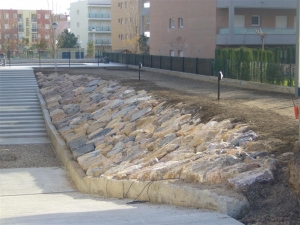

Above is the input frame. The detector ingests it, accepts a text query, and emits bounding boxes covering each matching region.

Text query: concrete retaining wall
[128,65,295,95]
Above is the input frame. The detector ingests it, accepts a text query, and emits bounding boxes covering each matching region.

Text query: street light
[77,40,82,59]
[92,27,96,58]
[52,22,58,72]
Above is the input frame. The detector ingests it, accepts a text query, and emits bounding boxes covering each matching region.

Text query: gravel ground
[0,144,61,169]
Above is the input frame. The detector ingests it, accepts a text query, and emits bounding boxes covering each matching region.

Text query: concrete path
[0,167,242,225]
[0,67,49,144]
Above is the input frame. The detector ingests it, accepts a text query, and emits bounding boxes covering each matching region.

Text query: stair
[0,68,50,144]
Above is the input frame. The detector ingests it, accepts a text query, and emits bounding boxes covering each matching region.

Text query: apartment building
[111,0,149,52]
[216,0,297,47]
[149,0,217,58]
[70,0,112,55]
[0,9,57,52]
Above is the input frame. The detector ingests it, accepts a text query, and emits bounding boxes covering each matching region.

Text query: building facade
[70,0,112,55]
[216,0,297,47]
[149,0,217,58]
[0,9,61,53]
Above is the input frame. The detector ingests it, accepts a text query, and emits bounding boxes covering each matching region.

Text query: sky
[0,0,77,14]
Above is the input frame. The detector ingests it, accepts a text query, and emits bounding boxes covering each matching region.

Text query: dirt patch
[35,67,300,224]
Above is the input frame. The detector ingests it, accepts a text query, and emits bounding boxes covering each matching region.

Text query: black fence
[103,52,214,76]
[103,52,296,87]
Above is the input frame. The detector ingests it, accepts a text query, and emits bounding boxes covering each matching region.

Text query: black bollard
[139,62,142,81]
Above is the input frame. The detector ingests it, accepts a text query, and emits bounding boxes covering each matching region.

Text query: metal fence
[103,52,214,76]
[103,52,296,87]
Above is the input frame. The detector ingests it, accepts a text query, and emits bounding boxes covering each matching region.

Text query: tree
[255,29,268,50]
[170,36,187,56]
[138,35,150,54]
[57,29,78,48]
[122,0,141,53]
[87,41,94,57]
[36,38,48,51]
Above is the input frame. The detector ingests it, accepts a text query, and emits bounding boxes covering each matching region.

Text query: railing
[32,29,37,32]
[103,52,295,87]
[88,26,111,32]
[89,39,111,44]
[88,13,111,19]
[219,27,296,35]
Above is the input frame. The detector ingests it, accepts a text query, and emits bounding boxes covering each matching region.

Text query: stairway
[0,67,50,145]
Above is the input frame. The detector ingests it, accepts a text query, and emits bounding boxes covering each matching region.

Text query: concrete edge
[127,65,295,95]
[36,83,250,220]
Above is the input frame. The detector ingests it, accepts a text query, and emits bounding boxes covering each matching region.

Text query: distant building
[70,0,112,55]
[149,0,297,58]
[0,9,68,53]
[111,0,149,53]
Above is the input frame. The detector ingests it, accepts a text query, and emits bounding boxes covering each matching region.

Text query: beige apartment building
[111,0,149,52]
[149,0,297,58]
[150,0,217,58]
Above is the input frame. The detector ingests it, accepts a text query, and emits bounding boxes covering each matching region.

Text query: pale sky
[0,0,77,14]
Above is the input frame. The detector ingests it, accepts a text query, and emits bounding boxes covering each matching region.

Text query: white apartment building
[70,0,112,55]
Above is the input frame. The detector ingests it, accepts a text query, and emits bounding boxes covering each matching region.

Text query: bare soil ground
[35,67,300,225]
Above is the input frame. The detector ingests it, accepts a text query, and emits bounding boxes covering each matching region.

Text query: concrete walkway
[0,66,243,225]
[0,67,49,144]
[0,167,242,225]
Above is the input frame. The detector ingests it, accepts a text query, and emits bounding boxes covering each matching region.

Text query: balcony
[217,27,296,45]
[219,28,296,35]
[32,29,37,33]
[88,26,111,33]
[217,0,296,9]
[89,39,111,45]
[88,13,111,20]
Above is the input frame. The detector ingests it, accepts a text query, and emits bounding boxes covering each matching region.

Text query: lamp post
[92,27,96,58]
[77,40,82,59]
[52,22,58,72]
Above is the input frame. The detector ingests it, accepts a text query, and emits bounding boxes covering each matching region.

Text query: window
[38,34,41,38]
[26,18,29,26]
[125,18,128,24]
[32,33,37,42]
[120,34,123,40]
[178,18,183,28]
[18,14,23,22]
[13,14,17,19]
[121,2,124,8]
[37,14,41,19]
[178,50,183,57]
[4,24,9,29]
[14,34,18,39]
[45,35,50,39]
[37,24,41,28]
[18,24,24,32]
[4,13,9,19]
[45,24,50,29]
[32,23,37,32]
[0,44,2,50]
[77,22,80,27]
[45,14,50,19]
[4,34,10,40]
[170,50,174,57]
[251,15,260,26]
[169,19,175,29]
[31,14,36,22]
[146,16,150,24]
[120,18,123,24]
[26,28,29,36]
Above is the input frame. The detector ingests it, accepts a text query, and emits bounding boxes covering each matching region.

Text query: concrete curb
[36,89,250,220]
[128,65,295,94]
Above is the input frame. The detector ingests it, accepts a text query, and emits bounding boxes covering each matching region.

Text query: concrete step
[0,103,41,107]
[0,112,43,117]
[0,127,47,134]
[0,124,46,129]
[0,137,50,144]
[0,132,48,138]
[0,99,39,103]
[0,115,44,121]
[0,119,45,125]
